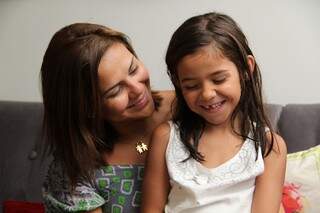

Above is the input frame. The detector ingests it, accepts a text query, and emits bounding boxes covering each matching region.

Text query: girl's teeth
[204,102,222,110]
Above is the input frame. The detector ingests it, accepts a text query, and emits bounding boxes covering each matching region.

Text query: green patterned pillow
[282,145,320,213]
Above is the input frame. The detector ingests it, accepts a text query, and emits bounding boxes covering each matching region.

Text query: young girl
[41,23,174,212]
[142,12,287,213]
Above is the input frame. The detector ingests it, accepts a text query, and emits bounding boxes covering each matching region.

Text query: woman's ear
[247,55,255,74]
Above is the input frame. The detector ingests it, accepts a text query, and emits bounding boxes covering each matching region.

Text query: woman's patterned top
[43,159,144,213]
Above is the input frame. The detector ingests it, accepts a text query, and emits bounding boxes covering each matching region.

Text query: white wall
[0,0,319,104]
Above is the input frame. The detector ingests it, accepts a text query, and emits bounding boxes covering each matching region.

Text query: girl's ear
[247,55,255,74]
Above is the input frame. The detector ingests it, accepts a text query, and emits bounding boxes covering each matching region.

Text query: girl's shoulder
[149,122,172,155]
[264,131,287,157]
[152,122,171,141]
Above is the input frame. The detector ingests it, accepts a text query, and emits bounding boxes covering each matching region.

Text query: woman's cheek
[110,95,129,113]
[138,65,150,82]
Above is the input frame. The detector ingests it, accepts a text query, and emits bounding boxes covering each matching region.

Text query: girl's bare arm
[251,133,287,213]
[141,123,171,213]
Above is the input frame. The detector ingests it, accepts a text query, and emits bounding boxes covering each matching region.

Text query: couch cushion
[278,104,320,153]
[265,104,283,132]
[0,101,51,213]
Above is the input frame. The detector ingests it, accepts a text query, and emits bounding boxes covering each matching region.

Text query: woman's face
[98,43,155,124]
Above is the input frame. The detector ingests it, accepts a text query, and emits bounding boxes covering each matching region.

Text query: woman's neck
[111,116,155,141]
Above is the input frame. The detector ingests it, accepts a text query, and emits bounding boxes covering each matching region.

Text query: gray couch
[0,101,320,212]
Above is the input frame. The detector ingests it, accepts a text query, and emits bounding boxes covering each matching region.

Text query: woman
[41,23,174,212]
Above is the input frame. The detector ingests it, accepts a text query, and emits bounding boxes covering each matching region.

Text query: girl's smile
[200,100,226,113]
[177,45,241,127]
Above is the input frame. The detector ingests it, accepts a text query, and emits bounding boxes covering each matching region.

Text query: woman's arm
[141,123,171,213]
[251,132,287,213]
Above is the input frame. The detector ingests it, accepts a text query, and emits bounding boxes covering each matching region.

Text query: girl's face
[177,45,241,127]
[98,43,155,124]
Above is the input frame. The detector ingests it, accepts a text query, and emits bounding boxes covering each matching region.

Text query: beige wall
[0,0,319,104]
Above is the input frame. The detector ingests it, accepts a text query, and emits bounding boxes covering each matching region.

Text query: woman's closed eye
[104,85,123,99]
[129,65,138,75]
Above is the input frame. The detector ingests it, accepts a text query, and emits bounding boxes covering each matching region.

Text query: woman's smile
[128,90,150,110]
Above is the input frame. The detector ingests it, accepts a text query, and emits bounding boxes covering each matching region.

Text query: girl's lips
[200,100,226,112]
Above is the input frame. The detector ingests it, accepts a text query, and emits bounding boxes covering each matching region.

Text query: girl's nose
[200,83,216,101]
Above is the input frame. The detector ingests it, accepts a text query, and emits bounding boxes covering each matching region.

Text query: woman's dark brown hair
[41,23,137,187]
[166,12,274,162]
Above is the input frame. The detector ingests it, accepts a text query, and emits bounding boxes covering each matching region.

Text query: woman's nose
[127,78,143,97]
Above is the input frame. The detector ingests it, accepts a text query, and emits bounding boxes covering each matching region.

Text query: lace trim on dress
[166,122,264,186]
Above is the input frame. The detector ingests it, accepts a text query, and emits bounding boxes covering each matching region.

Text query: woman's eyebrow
[128,56,134,73]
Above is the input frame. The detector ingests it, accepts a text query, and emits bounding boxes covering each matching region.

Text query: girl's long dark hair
[41,23,137,187]
[166,12,274,162]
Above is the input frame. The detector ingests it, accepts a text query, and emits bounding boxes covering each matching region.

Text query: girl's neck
[204,116,241,135]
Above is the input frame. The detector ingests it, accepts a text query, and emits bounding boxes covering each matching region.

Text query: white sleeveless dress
[165,122,264,213]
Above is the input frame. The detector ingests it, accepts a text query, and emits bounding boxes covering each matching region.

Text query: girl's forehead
[178,46,226,70]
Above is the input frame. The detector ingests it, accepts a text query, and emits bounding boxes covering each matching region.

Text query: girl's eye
[213,77,226,84]
[183,85,199,90]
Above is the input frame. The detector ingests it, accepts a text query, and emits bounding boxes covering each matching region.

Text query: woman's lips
[128,91,149,110]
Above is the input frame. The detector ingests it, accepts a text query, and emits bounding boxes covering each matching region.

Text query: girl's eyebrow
[102,56,135,96]
[181,70,228,83]
[209,70,228,77]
